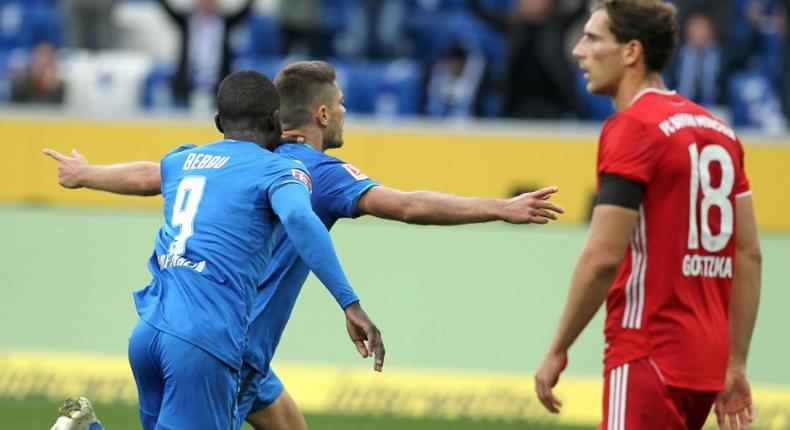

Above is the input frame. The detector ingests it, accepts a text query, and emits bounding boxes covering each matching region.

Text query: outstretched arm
[356,185,563,225]
[43,148,161,196]
[715,195,761,430]
[271,182,384,371]
[535,204,636,413]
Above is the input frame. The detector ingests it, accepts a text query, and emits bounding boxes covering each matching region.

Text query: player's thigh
[666,387,717,430]
[154,331,239,430]
[246,390,306,430]
[598,359,685,430]
[236,365,266,429]
[245,370,306,430]
[128,319,165,430]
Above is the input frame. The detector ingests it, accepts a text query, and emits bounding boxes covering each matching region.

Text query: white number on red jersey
[687,144,734,253]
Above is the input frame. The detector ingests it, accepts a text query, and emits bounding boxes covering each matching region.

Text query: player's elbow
[133,164,162,196]
[737,242,762,266]
[280,208,317,235]
[583,250,622,280]
[383,193,421,223]
[137,175,162,196]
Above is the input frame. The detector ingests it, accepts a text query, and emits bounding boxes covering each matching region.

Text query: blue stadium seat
[0,0,62,50]
[239,13,280,60]
[335,59,421,116]
[727,70,785,130]
[141,62,175,110]
[574,70,615,121]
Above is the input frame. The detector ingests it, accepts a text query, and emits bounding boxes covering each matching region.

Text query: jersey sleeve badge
[342,164,369,180]
[291,169,312,192]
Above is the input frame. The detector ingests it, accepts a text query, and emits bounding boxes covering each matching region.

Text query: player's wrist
[727,357,748,373]
[76,165,99,188]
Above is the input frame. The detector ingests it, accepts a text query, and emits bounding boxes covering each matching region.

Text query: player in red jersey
[534,1,761,430]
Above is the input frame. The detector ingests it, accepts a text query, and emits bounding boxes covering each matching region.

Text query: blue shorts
[236,364,285,424]
[128,319,240,430]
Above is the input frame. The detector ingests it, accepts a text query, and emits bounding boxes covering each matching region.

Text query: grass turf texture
[0,397,594,430]
[0,206,788,427]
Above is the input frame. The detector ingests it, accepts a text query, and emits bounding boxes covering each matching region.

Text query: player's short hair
[217,70,279,125]
[594,0,678,73]
[274,61,337,129]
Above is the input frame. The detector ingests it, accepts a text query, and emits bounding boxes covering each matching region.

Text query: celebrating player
[533,2,761,430]
[44,60,564,430]
[106,70,381,430]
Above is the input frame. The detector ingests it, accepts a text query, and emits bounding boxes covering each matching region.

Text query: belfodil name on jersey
[682,254,733,278]
[183,154,231,170]
[157,253,206,273]
[658,113,736,141]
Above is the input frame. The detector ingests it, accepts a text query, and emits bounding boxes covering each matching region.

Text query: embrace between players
[45,1,760,429]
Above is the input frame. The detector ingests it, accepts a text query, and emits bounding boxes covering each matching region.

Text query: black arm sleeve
[595,174,644,210]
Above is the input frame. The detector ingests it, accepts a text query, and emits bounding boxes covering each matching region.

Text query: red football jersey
[598,89,750,392]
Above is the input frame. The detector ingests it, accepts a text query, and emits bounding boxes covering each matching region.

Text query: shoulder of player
[162,143,199,160]
[601,110,649,135]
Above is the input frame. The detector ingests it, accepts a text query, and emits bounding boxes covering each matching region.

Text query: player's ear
[214,114,224,133]
[623,39,642,68]
[316,104,329,127]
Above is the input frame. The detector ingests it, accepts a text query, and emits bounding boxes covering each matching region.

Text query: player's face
[572,10,626,96]
[323,84,346,150]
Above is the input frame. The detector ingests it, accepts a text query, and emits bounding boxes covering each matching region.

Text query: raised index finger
[42,148,66,161]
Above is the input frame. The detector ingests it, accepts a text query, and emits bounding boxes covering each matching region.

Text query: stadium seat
[236,13,280,60]
[141,62,175,110]
[728,70,786,133]
[233,56,287,83]
[574,70,615,121]
[62,51,153,114]
[334,59,421,116]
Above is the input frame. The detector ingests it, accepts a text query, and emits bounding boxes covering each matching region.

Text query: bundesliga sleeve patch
[342,164,369,180]
[291,169,312,192]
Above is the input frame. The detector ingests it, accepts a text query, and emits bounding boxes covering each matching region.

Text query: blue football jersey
[242,142,380,374]
[134,139,311,370]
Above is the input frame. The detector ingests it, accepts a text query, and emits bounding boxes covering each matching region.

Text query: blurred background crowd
[1,0,788,133]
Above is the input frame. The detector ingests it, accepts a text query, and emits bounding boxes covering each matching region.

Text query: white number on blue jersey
[169,176,206,256]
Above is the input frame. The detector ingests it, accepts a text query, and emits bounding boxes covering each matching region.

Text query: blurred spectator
[721,0,786,131]
[671,0,732,44]
[420,38,490,118]
[670,12,722,105]
[63,0,117,50]
[721,0,784,89]
[469,0,586,119]
[10,42,64,104]
[157,0,254,107]
[337,0,406,58]
[778,0,789,120]
[278,0,326,56]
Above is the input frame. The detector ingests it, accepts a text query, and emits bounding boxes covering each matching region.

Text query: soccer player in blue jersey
[70,70,383,430]
[44,61,563,430]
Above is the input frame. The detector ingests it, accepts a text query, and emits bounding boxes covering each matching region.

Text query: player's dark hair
[274,61,337,129]
[216,70,279,131]
[594,0,678,73]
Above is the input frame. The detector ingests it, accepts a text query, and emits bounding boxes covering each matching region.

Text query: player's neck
[223,131,259,145]
[612,72,666,111]
[281,127,324,153]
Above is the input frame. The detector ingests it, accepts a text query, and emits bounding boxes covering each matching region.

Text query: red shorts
[598,359,718,430]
